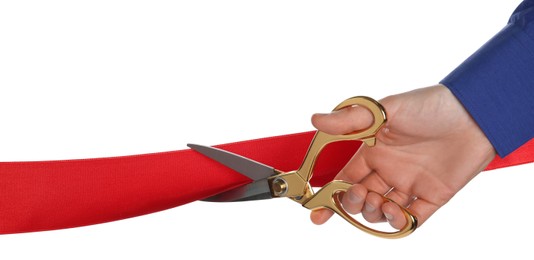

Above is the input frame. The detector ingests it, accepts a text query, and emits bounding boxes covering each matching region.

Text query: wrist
[437,83,497,166]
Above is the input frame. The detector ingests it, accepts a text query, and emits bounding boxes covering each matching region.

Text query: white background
[0,0,532,259]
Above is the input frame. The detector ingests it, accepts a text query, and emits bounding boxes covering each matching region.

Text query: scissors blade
[202,179,272,202]
[187,143,276,202]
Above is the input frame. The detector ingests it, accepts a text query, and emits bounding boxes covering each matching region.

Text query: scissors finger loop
[303,181,418,239]
[296,96,387,183]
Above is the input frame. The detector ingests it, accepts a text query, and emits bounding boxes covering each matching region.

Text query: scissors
[188,96,417,239]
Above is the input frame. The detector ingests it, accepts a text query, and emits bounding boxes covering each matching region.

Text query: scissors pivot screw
[271,177,288,197]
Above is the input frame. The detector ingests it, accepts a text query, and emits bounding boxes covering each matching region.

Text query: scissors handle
[296,96,417,238]
[303,181,418,239]
[296,96,387,182]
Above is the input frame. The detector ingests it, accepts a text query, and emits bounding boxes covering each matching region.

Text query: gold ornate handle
[303,180,418,239]
[296,96,387,183]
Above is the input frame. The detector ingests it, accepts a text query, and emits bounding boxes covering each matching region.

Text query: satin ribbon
[1,131,533,234]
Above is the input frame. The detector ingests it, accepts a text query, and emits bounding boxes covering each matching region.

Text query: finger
[310,183,369,224]
[311,155,371,225]
[380,188,416,229]
[310,208,334,225]
[340,183,367,214]
[357,172,391,223]
[311,105,374,135]
[382,201,406,229]
[362,191,386,223]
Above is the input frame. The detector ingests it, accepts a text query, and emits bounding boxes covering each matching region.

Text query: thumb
[311,105,375,135]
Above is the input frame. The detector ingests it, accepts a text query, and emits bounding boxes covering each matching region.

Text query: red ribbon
[1,131,533,234]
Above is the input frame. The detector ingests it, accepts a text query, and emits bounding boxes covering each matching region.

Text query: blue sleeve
[440,0,534,157]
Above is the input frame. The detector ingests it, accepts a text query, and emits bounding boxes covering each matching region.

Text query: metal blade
[187,143,276,202]
[202,179,273,202]
[187,143,276,181]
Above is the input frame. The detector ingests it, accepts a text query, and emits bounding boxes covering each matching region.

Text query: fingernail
[348,192,363,204]
[384,213,393,221]
[365,203,375,212]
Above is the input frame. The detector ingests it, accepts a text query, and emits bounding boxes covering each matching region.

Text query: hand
[310,85,496,229]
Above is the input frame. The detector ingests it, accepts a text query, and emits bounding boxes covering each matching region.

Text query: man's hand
[310,85,496,229]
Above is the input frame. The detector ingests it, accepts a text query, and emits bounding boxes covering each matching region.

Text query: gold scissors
[188,96,417,238]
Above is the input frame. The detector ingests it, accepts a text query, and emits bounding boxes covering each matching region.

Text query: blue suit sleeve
[440,0,534,157]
